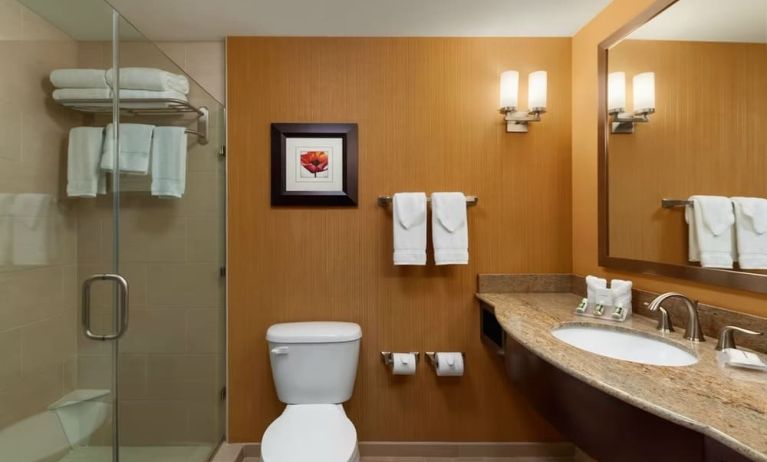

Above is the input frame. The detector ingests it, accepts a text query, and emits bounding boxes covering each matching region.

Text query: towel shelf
[377,195,479,207]
[55,98,209,145]
[662,199,693,209]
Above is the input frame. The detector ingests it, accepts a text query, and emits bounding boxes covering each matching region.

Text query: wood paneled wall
[607,40,767,265]
[572,0,767,317]
[227,37,571,442]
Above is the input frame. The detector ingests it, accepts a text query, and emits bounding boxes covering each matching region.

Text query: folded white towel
[610,279,632,307]
[0,194,13,265]
[431,192,468,265]
[585,275,607,305]
[151,127,188,198]
[686,195,736,268]
[118,89,188,102]
[393,193,427,265]
[53,88,111,100]
[100,123,154,175]
[67,127,106,197]
[106,68,190,95]
[11,194,54,266]
[732,197,767,269]
[52,88,188,103]
[50,69,108,89]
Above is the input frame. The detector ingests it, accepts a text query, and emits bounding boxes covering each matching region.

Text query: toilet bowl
[262,322,362,462]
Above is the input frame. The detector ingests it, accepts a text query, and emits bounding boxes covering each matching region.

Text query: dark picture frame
[271,123,358,206]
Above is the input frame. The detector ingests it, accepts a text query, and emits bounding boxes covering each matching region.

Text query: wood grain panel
[607,40,767,266]
[227,37,571,442]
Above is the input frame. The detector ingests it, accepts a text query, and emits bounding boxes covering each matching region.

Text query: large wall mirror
[598,0,767,294]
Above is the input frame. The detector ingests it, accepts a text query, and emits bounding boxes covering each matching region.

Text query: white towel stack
[50,67,189,103]
[392,193,427,265]
[732,197,767,269]
[431,192,469,265]
[685,195,736,268]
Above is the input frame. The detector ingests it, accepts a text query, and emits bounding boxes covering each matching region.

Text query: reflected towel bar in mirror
[377,195,479,207]
[661,199,693,209]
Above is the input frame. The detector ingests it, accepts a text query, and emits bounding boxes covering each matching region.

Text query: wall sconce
[499,70,547,133]
[608,71,655,134]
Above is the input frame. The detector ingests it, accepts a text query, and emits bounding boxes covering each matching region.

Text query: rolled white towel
[50,69,108,89]
[106,68,189,95]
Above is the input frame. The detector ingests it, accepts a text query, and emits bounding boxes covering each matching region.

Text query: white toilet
[262,321,362,462]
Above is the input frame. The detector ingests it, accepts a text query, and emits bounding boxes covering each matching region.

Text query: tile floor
[59,445,214,462]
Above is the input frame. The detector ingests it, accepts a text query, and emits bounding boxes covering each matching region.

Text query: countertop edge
[476,292,767,462]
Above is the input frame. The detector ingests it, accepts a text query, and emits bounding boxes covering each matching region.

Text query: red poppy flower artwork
[300,151,329,177]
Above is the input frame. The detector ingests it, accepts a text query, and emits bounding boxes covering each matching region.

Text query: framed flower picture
[270,123,358,206]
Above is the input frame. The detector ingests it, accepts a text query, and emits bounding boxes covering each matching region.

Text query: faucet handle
[716,326,763,351]
[656,306,674,333]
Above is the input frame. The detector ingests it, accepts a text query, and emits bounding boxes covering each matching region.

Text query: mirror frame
[597,0,767,295]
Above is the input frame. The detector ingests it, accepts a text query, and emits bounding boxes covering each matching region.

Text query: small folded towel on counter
[393,193,427,265]
[50,69,108,89]
[0,194,13,265]
[610,279,632,307]
[685,195,736,268]
[732,197,767,269]
[431,192,468,265]
[52,88,112,100]
[151,127,188,198]
[586,276,607,306]
[67,127,107,197]
[100,123,155,175]
[11,193,55,266]
[106,68,190,95]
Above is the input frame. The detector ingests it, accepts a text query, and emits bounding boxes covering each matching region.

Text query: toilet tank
[267,322,361,404]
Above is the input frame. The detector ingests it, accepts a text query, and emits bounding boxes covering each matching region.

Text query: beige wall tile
[186,308,221,353]
[120,308,187,354]
[187,218,219,263]
[147,262,221,306]
[119,400,189,445]
[0,328,21,388]
[0,265,76,330]
[20,314,76,373]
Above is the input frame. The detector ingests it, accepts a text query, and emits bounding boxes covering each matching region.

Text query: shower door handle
[82,273,129,341]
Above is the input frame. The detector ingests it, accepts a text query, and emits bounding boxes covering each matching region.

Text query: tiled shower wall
[75,41,226,445]
[0,0,226,447]
[0,0,81,430]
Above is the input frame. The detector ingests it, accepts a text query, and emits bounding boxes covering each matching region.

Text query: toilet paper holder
[425,352,465,369]
[380,351,420,365]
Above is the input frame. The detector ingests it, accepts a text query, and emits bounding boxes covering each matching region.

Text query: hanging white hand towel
[151,127,188,198]
[431,192,468,265]
[67,127,106,197]
[392,193,427,265]
[11,193,55,266]
[0,194,13,266]
[687,195,736,268]
[732,197,767,269]
[100,123,154,175]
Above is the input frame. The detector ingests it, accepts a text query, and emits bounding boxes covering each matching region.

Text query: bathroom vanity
[478,290,767,462]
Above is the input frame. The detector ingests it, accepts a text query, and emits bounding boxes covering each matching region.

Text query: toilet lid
[262,404,357,462]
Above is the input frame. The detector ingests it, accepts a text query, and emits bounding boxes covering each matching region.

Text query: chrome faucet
[647,292,706,342]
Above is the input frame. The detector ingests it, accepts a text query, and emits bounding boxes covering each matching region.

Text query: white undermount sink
[551,324,698,366]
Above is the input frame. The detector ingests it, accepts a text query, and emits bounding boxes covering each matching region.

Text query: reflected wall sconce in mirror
[499,70,547,133]
[608,71,655,134]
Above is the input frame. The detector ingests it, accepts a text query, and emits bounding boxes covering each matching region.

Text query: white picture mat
[285,137,344,192]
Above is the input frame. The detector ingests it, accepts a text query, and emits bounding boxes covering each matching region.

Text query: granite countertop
[477,292,767,462]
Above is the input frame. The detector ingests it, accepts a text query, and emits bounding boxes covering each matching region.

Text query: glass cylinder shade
[499,70,519,109]
[528,70,547,110]
[633,72,655,113]
[608,72,626,112]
